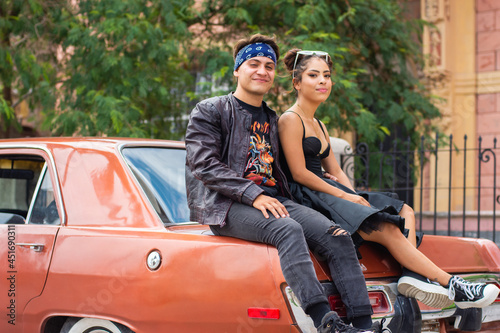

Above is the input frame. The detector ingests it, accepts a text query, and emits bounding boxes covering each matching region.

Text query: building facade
[407,0,500,238]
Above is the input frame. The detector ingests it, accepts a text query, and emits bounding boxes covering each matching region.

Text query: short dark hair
[233,34,280,62]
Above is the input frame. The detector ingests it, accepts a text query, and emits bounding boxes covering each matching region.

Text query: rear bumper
[284,273,500,333]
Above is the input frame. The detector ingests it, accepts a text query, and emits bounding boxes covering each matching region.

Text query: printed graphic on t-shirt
[245,121,277,186]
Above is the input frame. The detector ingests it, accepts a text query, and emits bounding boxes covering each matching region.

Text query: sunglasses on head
[292,51,330,80]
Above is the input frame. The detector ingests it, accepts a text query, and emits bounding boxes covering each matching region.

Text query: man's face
[234,56,275,97]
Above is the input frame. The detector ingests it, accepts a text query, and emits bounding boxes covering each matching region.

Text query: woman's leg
[399,204,417,247]
[358,222,451,285]
[358,222,500,309]
[358,222,454,308]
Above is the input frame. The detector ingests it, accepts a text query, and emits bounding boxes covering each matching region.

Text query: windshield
[122,147,190,224]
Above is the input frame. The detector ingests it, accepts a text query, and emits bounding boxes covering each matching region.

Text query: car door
[0,151,61,332]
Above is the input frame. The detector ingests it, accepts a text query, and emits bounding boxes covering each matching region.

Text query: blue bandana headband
[234,42,277,71]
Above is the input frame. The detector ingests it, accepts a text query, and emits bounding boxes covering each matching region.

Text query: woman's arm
[278,113,369,206]
[317,122,355,191]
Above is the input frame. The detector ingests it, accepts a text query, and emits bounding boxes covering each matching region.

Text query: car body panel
[50,141,161,229]
[2,224,58,329]
[22,227,294,332]
[417,235,500,273]
[0,137,499,333]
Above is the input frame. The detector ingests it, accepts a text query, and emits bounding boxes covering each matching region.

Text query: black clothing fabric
[303,136,330,178]
[186,97,374,321]
[280,111,405,235]
[289,178,405,235]
[235,97,278,188]
[287,111,333,176]
[185,93,292,226]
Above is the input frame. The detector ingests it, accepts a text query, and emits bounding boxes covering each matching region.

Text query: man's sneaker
[370,318,390,333]
[448,276,500,309]
[370,321,382,333]
[318,312,374,333]
[397,269,453,308]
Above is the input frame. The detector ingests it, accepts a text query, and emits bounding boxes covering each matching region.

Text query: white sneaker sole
[455,284,500,309]
[397,276,453,308]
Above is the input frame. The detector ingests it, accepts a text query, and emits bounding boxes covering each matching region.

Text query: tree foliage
[194,0,442,189]
[47,0,196,138]
[0,0,62,137]
[196,0,441,147]
[1,0,440,155]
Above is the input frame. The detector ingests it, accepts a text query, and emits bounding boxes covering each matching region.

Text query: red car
[1,137,499,333]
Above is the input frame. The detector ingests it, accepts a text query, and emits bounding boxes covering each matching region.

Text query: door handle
[16,243,45,252]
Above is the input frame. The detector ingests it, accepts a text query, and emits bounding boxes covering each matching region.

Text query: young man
[185,34,375,333]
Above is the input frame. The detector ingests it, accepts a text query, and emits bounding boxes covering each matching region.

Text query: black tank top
[284,111,330,178]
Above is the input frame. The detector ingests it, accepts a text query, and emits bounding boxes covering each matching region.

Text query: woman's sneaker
[447,276,500,309]
[397,269,453,308]
[318,312,374,333]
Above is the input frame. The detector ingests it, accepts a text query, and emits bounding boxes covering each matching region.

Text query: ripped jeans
[210,199,373,320]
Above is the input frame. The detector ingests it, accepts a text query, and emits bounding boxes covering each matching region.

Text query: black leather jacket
[185,93,292,226]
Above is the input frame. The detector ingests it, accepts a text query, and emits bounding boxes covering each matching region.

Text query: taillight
[368,291,390,314]
[247,307,280,319]
[328,295,347,317]
[328,291,390,316]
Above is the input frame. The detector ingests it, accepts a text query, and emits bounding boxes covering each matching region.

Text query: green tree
[3,0,440,161]
[0,0,62,138]
[196,0,440,143]
[194,0,441,189]
[44,0,196,138]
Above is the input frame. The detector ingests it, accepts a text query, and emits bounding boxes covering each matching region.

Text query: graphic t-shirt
[235,97,277,187]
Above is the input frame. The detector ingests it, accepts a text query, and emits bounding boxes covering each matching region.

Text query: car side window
[27,166,60,225]
[0,155,44,224]
[122,147,190,224]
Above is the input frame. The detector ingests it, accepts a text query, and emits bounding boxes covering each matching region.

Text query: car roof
[0,137,185,149]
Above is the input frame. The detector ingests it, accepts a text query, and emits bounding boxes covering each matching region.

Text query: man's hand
[252,194,290,219]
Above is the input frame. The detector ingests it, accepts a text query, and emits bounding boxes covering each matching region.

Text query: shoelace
[325,319,373,333]
[448,276,483,300]
[379,318,390,333]
[373,318,390,333]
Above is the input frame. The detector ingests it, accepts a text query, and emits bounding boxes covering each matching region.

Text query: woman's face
[294,57,332,104]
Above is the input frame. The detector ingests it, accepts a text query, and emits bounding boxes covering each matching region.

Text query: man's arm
[185,100,263,206]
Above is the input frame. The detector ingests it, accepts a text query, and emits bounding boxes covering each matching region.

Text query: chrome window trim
[117,143,193,226]
[0,145,66,226]
[25,163,47,223]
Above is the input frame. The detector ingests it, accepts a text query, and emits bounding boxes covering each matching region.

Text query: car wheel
[60,317,132,333]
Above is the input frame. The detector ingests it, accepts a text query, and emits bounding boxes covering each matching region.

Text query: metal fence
[341,134,500,244]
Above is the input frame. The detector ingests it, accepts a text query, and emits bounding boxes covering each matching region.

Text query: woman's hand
[342,193,371,207]
[323,172,338,181]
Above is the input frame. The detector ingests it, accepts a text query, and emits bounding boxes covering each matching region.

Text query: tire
[60,317,133,333]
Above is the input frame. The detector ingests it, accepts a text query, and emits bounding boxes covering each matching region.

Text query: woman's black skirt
[289,178,406,236]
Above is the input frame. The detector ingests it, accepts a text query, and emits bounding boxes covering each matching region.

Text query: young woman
[278,48,499,310]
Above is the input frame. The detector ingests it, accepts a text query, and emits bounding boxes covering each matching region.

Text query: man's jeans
[210,199,373,320]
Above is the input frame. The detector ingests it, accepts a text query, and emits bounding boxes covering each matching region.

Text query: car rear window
[122,147,190,224]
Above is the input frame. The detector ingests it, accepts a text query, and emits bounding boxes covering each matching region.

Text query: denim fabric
[210,199,373,319]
